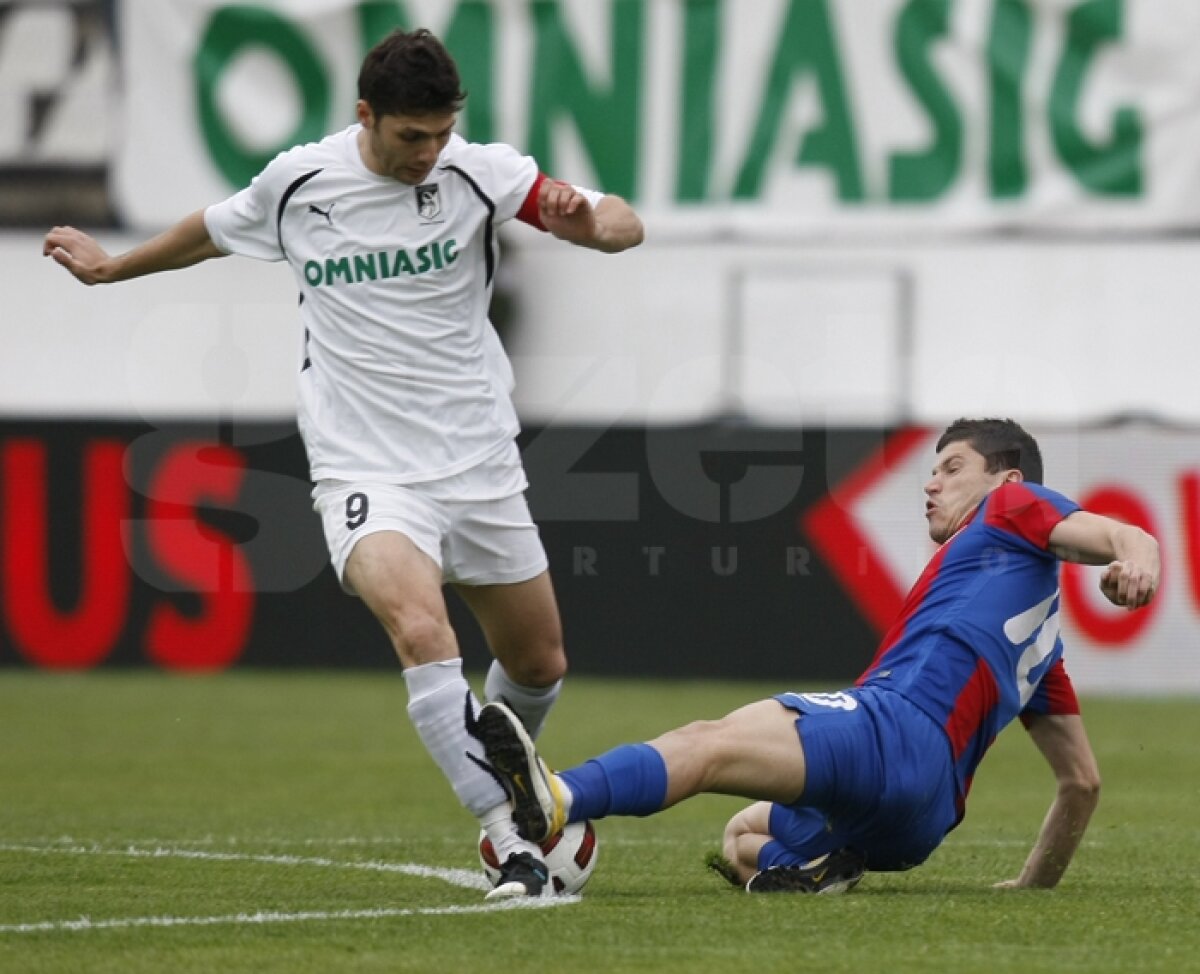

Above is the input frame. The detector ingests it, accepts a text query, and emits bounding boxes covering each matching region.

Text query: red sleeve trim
[517,172,547,230]
[984,482,1064,550]
[1041,659,1081,715]
[1019,659,1080,727]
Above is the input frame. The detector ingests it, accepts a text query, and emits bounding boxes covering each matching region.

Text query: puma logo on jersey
[308,202,336,226]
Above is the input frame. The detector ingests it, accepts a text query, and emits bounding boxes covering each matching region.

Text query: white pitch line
[19,835,479,849]
[0,842,579,934]
[0,843,488,891]
[0,898,574,935]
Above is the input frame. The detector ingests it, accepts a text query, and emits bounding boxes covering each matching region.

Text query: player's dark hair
[936,418,1044,484]
[358,29,466,117]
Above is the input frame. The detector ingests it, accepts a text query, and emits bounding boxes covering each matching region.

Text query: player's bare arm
[995,713,1101,890]
[43,209,226,286]
[538,179,644,253]
[1047,511,1160,609]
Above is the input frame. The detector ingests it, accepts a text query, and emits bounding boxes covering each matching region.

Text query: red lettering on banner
[1181,473,1200,612]
[143,443,254,671]
[1060,486,1161,648]
[1,439,130,668]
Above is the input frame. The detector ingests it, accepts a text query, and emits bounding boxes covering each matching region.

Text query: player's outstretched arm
[1048,510,1160,610]
[995,713,1100,890]
[537,180,644,253]
[43,209,226,286]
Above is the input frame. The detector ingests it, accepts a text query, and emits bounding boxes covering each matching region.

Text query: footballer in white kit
[43,27,645,900]
[205,127,597,486]
[204,127,602,586]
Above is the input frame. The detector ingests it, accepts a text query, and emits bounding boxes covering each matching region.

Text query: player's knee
[721,818,764,882]
[503,640,567,687]
[669,718,727,766]
[388,610,457,665]
[532,652,568,687]
[720,830,743,876]
[721,811,747,861]
[1067,769,1102,805]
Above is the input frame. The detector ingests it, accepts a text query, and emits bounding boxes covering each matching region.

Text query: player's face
[356,103,456,185]
[923,442,1012,544]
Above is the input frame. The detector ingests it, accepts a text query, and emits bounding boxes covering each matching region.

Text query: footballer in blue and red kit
[766,481,1083,872]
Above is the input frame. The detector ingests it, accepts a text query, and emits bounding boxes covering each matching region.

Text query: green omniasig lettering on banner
[355,0,497,143]
[675,0,719,202]
[182,0,1152,218]
[527,0,642,199]
[732,0,864,202]
[355,0,409,50]
[987,0,1034,199]
[1050,0,1142,196]
[195,5,331,189]
[888,0,961,202]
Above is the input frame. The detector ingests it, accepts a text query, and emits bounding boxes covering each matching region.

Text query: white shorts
[312,442,549,593]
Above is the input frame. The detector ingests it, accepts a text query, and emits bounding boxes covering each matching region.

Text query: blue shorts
[762,687,959,872]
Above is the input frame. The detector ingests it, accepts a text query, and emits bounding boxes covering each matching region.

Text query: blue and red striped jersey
[857,481,1082,800]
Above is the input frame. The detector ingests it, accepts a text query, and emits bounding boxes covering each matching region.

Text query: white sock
[484,660,562,741]
[479,804,542,863]
[404,659,507,817]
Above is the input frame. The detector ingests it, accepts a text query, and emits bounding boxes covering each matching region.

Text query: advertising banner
[113,0,1200,234]
[1,419,1196,693]
[0,0,114,168]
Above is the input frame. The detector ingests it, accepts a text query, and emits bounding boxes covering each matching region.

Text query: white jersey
[205,126,548,483]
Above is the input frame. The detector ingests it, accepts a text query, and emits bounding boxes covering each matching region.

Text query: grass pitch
[0,672,1197,973]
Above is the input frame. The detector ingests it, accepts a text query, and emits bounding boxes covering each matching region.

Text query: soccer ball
[479,819,599,895]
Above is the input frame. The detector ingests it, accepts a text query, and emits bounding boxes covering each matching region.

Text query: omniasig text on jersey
[303,239,459,287]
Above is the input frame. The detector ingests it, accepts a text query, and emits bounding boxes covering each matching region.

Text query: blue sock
[559,743,668,822]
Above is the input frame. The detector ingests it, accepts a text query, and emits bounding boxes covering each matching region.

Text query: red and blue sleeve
[984,482,1080,550]
[1020,658,1081,725]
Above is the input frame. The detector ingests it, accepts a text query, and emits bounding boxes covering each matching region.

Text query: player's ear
[1004,469,1024,483]
[356,100,374,128]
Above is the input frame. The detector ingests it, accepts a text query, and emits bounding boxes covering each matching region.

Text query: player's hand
[43,226,113,285]
[537,179,597,245]
[1099,559,1157,610]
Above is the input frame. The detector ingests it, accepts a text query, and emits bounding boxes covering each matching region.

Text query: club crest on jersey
[415,183,442,222]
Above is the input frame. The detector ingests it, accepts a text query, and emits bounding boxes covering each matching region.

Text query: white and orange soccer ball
[479,819,599,895]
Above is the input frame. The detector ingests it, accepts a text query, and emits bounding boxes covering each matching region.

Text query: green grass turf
[0,672,1197,973]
